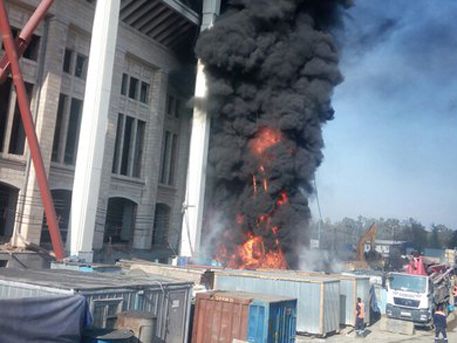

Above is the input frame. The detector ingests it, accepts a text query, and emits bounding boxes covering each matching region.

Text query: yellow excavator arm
[356,223,377,262]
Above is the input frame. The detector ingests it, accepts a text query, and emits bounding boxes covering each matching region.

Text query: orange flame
[218,232,288,270]
[276,191,289,207]
[250,127,282,156]
[216,127,289,270]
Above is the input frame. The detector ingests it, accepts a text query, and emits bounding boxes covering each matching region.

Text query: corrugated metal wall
[192,292,250,343]
[0,274,192,343]
[322,281,340,334]
[214,273,339,335]
[0,280,72,298]
[339,277,370,326]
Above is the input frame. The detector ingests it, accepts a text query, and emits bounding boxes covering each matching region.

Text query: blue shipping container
[247,296,297,343]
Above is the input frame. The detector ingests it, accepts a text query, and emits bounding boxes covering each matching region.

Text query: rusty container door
[192,291,250,343]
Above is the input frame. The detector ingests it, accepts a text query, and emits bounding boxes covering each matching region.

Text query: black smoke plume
[197,0,349,268]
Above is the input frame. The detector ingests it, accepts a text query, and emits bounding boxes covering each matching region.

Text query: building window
[132,121,145,177]
[63,49,87,79]
[121,73,150,105]
[104,198,137,244]
[9,104,26,155]
[74,53,88,79]
[128,77,139,99]
[112,113,146,178]
[1,28,40,61]
[51,94,83,166]
[64,98,83,164]
[51,94,67,161]
[152,203,170,246]
[0,80,33,155]
[120,116,133,175]
[9,82,33,155]
[140,82,149,104]
[0,78,12,152]
[40,190,72,245]
[63,49,73,73]
[121,73,128,96]
[166,94,180,118]
[111,113,124,173]
[159,131,178,185]
[0,183,18,242]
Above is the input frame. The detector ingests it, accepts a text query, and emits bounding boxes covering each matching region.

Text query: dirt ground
[296,317,457,343]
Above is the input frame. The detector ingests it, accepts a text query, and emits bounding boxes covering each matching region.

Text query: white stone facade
[0,0,194,261]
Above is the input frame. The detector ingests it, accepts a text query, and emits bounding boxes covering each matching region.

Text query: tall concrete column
[179,0,221,258]
[70,0,120,262]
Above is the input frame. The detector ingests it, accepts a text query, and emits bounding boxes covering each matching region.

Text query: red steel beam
[0,0,64,260]
[0,0,54,83]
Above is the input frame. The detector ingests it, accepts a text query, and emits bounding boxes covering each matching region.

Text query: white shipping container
[213,270,340,336]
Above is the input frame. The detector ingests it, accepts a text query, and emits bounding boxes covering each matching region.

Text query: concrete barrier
[379,317,415,336]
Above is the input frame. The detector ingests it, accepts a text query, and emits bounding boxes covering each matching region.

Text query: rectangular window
[140,82,149,104]
[51,94,68,162]
[121,74,128,96]
[168,134,178,185]
[120,116,134,175]
[1,28,17,51]
[166,95,173,116]
[23,34,41,61]
[160,131,171,184]
[64,98,83,165]
[0,78,12,152]
[128,77,138,99]
[63,49,73,73]
[9,82,33,155]
[132,120,145,177]
[74,54,87,79]
[112,113,124,173]
[112,114,145,178]
[159,130,179,185]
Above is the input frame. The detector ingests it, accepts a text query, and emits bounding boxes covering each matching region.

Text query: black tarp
[0,294,91,343]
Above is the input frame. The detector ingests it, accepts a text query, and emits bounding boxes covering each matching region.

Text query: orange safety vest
[356,302,365,319]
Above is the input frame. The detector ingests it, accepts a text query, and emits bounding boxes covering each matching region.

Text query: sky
[311,0,457,229]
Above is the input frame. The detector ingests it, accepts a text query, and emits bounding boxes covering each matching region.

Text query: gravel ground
[296,316,457,343]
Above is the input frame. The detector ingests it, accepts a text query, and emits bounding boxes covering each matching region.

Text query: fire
[216,127,289,270]
[218,232,288,270]
[250,127,282,156]
[276,191,288,207]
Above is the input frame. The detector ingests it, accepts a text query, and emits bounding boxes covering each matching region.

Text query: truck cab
[385,272,434,325]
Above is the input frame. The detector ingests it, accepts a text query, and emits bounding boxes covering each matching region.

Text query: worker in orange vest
[355,297,365,336]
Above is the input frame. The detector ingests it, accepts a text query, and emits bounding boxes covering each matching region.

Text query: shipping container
[192,291,296,343]
[337,275,370,326]
[117,259,215,289]
[213,270,340,336]
[254,270,370,327]
[0,268,192,343]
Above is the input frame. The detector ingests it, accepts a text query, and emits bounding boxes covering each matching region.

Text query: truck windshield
[389,274,427,293]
